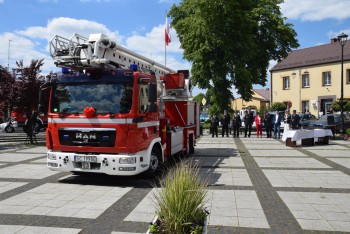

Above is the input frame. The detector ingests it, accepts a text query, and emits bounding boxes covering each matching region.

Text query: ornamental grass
[152,160,208,234]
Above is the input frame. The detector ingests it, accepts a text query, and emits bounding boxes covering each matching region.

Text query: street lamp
[337,32,348,134]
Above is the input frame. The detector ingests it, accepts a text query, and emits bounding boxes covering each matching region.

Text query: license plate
[74,155,97,162]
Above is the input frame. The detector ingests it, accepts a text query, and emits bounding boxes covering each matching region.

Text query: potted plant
[147,161,208,234]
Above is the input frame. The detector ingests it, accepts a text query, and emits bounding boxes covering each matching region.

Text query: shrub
[346,128,350,135]
[152,161,208,233]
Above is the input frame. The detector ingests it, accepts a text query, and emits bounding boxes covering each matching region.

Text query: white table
[282,129,333,146]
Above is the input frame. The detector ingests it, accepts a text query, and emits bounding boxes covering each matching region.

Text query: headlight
[47,153,56,160]
[119,157,136,164]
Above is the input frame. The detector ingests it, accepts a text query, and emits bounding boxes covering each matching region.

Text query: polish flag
[165,17,171,46]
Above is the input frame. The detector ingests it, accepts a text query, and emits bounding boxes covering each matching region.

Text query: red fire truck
[42,33,200,176]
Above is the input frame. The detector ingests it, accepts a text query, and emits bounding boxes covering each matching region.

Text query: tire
[5,126,14,133]
[146,147,162,175]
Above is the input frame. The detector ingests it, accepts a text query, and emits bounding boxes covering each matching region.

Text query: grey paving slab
[124,188,158,222]
[254,157,331,168]
[0,164,59,179]
[239,138,276,142]
[29,158,47,164]
[15,146,48,154]
[192,156,244,167]
[264,170,350,188]
[194,148,238,157]
[0,182,27,194]
[0,225,81,234]
[200,168,252,186]
[206,190,269,228]
[327,158,350,169]
[244,144,291,150]
[301,144,348,150]
[279,191,350,232]
[248,149,307,157]
[0,153,43,162]
[307,149,350,157]
[0,183,132,218]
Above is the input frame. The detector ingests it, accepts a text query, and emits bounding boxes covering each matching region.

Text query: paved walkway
[0,132,350,233]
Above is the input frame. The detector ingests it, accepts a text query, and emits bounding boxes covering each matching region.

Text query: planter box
[146,215,208,234]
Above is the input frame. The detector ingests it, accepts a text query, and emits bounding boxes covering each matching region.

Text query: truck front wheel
[147,148,162,175]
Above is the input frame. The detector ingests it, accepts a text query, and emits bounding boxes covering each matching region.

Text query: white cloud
[281,0,350,21]
[0,32,52,72]
[17,17,123,43]
[327,29,350,40]
[3,17,190,75]
[125,22,190,71]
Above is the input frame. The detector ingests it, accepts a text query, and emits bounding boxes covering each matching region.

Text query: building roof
[253,89,271,101]
[270,39,350,72]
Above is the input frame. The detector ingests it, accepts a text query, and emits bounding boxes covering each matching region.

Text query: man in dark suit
[290,110,300,129]
[273,110,281,139]
[244,108,254,137]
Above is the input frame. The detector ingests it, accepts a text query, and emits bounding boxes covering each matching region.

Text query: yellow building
[231,89,270,111]
[270,38,350,117]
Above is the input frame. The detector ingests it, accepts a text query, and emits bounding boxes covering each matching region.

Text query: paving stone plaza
[0,133,350,233]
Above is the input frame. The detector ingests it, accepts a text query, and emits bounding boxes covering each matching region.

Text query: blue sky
[1,0,350,97]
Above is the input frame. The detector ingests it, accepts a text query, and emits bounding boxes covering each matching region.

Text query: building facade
[270,38,350,117]
[231,89,270,112]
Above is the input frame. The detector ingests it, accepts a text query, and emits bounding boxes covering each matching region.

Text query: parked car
[308,113,350,133]
[298,113,317,128]
[200,113,209,122]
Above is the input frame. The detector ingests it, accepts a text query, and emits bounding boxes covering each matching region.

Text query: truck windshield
[51,82,133,114]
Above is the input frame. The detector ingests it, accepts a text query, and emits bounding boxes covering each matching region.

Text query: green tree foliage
[192,93,205,103]
[331,100,350,112]
[169,0,299,112]
[271,102,286,111]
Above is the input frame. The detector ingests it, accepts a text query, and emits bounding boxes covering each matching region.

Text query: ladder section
[49,33,176,77]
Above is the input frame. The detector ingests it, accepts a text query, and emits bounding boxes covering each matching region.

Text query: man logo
[76,133,96,142]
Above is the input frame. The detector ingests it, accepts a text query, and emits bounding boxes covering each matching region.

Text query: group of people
[210,108,301,139]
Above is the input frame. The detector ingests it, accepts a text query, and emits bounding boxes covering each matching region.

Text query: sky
[1,0,350,97]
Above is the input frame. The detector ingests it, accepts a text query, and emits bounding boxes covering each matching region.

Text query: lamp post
[7,39,11,71]
[338,32,348,134]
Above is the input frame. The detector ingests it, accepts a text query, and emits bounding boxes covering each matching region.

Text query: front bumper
[47,150,150,176]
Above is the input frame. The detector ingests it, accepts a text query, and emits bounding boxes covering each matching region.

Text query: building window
[302,73,310,88]
[283,76,290,90]
[322,71,331,86]
[347,69,350,84]
[302,101,309,113]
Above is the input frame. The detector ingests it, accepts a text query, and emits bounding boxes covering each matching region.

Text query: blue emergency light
[130,64,138,71]
[62,67,70,74]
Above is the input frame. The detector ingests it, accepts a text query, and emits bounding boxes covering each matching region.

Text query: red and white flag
[165,17,171,46]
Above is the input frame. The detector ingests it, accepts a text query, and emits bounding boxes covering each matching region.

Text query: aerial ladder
[49,33,176,78]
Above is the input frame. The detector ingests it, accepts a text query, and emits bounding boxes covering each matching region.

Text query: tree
[0,65,17,117]
[331,100,350,112]
[12,59,45,145]
[192,93,206,103]
[12,59,45,114]
[169,0,299,112]
[271,102,286,111]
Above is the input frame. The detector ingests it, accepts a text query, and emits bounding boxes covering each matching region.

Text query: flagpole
[165,10,167,67]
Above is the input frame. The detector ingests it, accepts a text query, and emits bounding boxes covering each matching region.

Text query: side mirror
[148,83,157,103]
[148,103,158,113]
[38,84,51,114]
